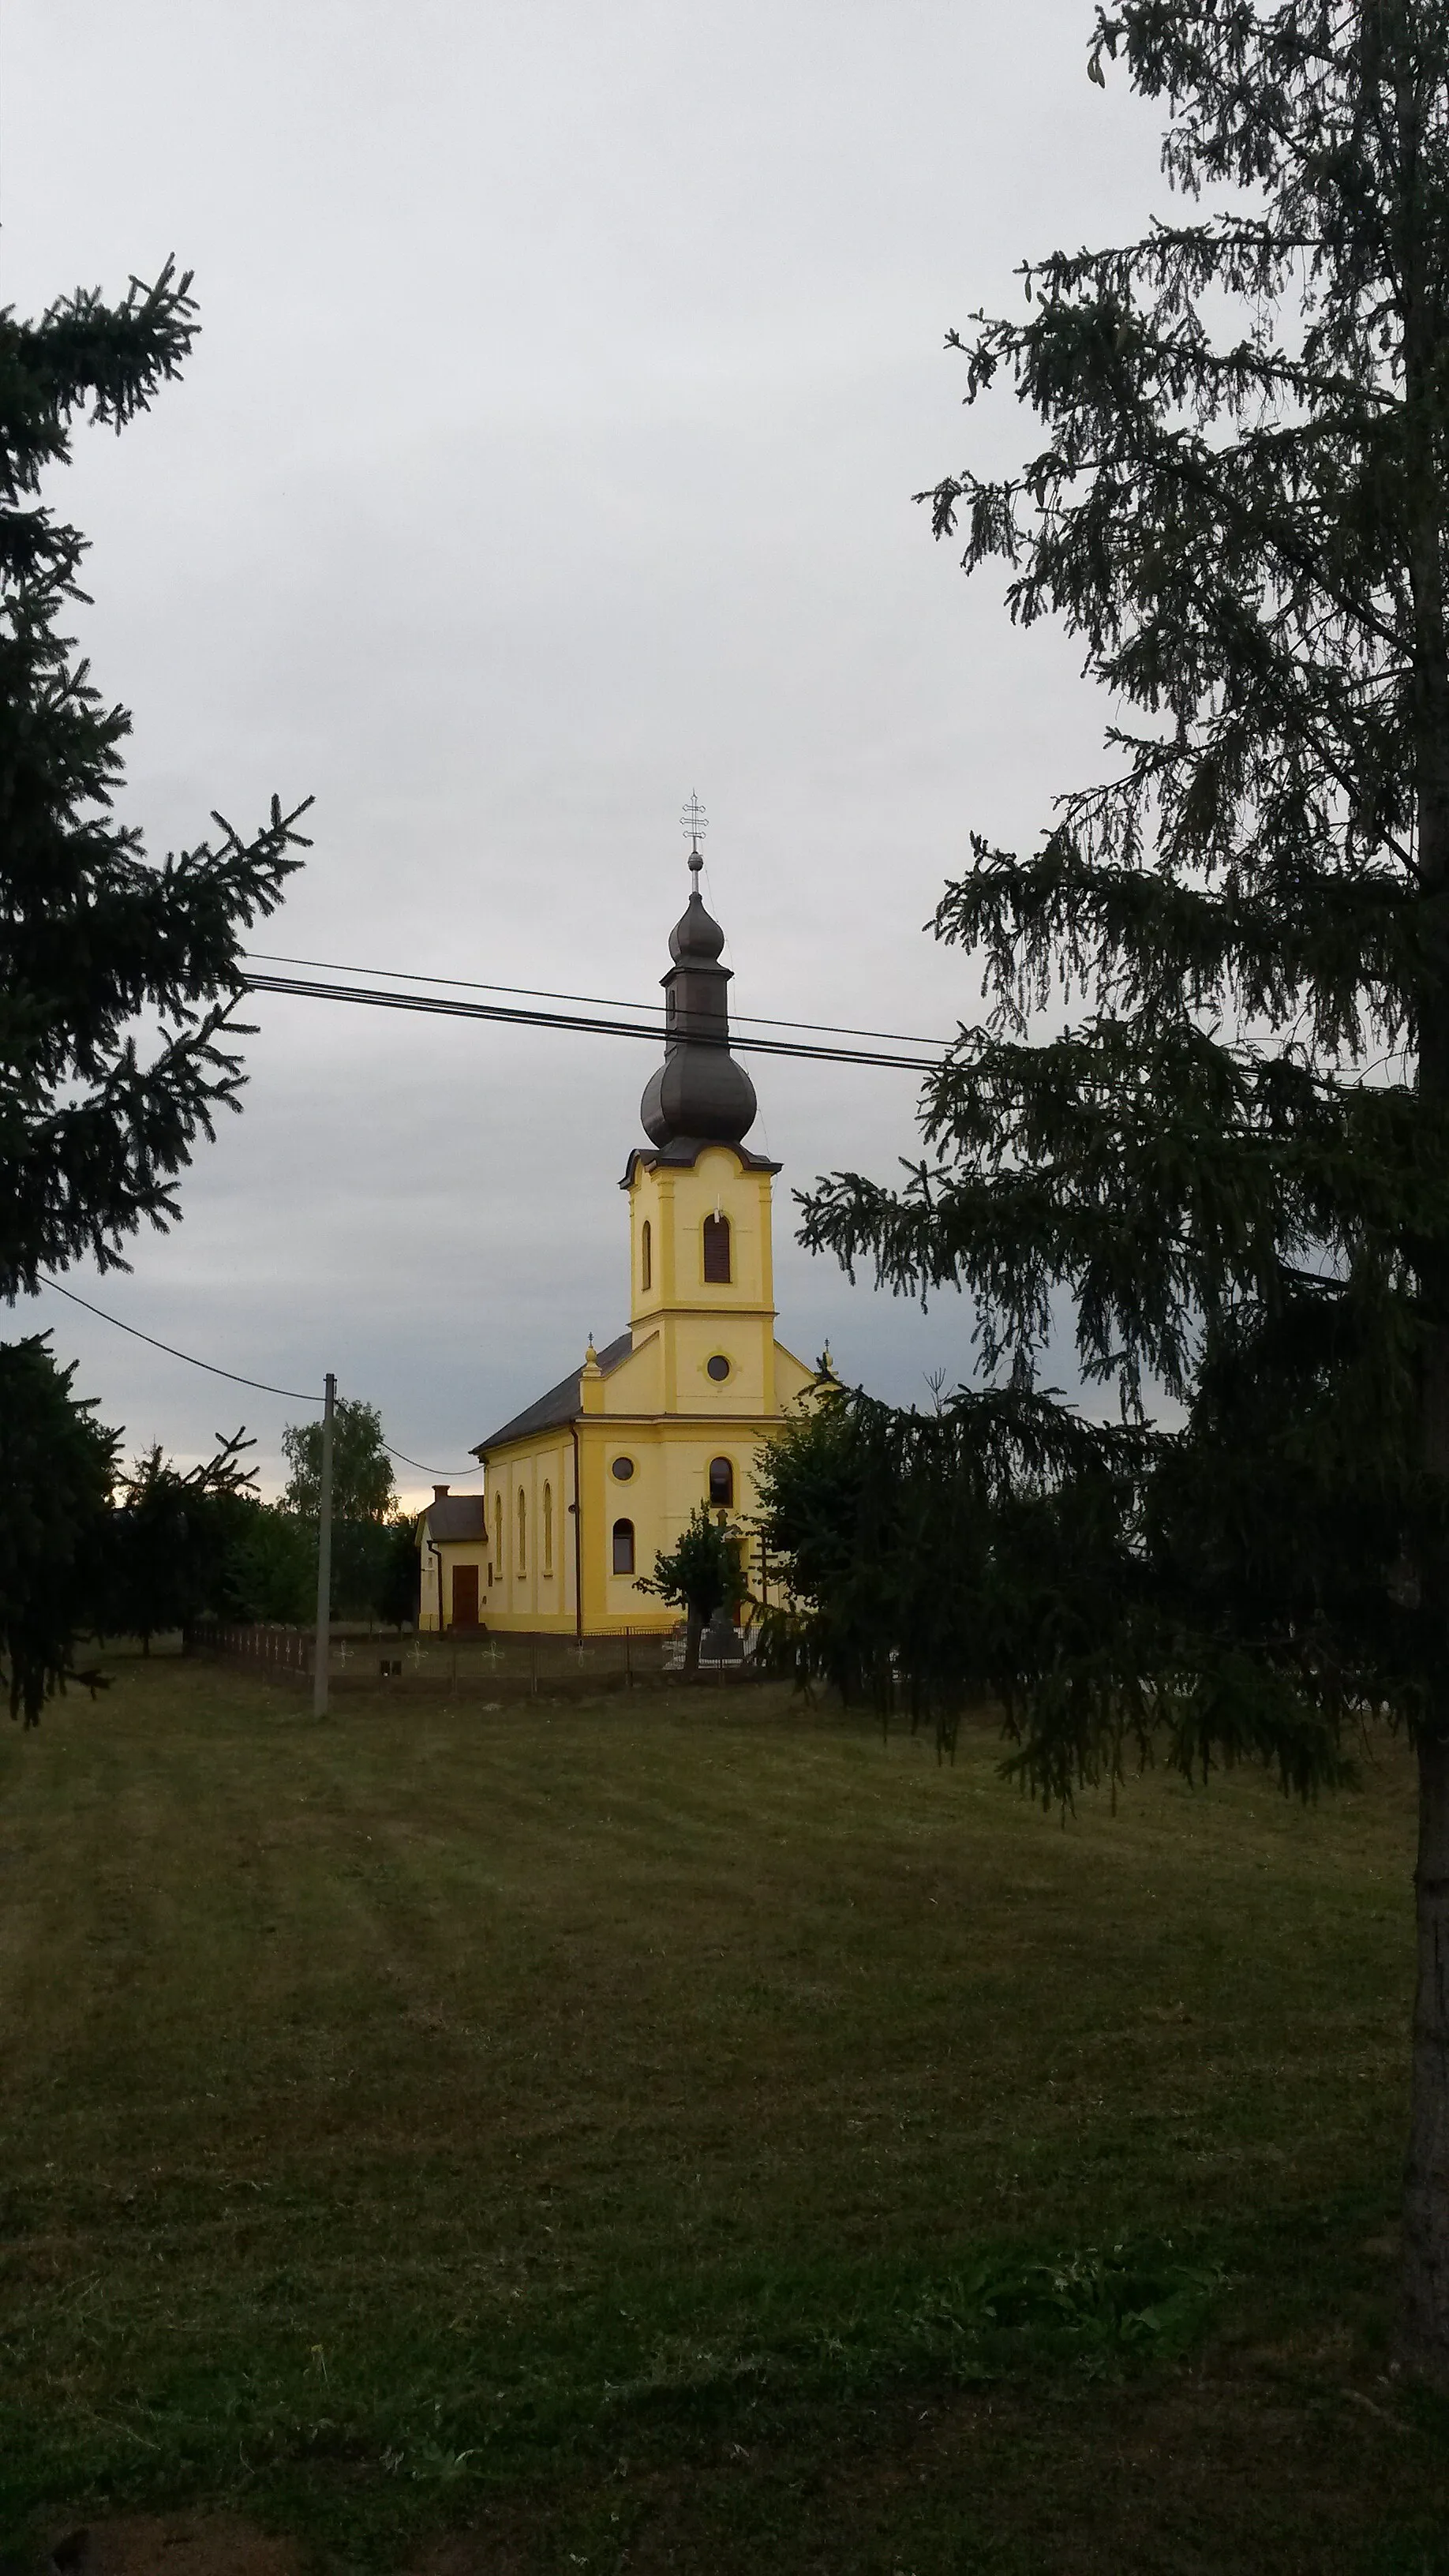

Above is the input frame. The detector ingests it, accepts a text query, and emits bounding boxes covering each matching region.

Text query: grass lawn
[0,1656,1445,2573]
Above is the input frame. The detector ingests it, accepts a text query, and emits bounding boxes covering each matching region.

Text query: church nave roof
[474,1327,632,1455]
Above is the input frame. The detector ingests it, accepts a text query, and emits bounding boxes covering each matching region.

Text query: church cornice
[481,1402,799,1455]
[628,1301,777,1320]
[578,1410,796,1430]
[620,1140,781,1187]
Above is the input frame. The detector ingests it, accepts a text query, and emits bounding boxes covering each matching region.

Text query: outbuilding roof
[474,1327,634,1455]
[421,1494,486,1543]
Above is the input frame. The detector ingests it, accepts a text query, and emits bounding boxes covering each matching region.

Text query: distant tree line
[0,1345,417,1721]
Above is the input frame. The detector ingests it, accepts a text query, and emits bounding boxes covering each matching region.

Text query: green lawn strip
[0,1662,1441,2568]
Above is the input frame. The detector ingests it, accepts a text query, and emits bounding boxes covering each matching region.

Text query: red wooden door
[451,1564,479,1629]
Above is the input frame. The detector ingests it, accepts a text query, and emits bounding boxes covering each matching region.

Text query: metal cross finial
[680,792,708,875]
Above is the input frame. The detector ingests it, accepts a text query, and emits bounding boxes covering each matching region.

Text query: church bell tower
[620,810,784,1418]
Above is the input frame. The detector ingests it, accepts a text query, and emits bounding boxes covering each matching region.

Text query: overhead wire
[240,968,942,1071]
[242,946,955,1054]
[35,1277,484,1481]
[381,1442,482,1481]
[39,923,940,1482]
[39,1276,318,1402]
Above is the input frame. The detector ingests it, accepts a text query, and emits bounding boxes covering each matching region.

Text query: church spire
[638,801,759,1152]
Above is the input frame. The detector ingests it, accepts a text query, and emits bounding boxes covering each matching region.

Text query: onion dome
[639,838,758,1149]
[669,885,726,965]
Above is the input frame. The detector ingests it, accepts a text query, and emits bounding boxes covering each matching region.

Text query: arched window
[517,1487,527,1577]
[612,1518,635,1576]
[494,1495,503,1574]
[702,1211,731,1283]
[709,1456,734,1508]
[542,1481,553,1578]
[641,1219,652,1292]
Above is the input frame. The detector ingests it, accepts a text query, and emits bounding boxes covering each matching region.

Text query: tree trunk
[684,1607,702,1677]
[1404,1729,1449,2382]
[1400,44,1449,2366]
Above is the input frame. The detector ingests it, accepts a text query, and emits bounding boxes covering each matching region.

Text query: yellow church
[417,843,820,1636]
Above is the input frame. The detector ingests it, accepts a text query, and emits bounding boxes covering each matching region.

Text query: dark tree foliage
[271,1404,412,1624]
[0,1335,117,1722]
[0,258,311,1299]
[795,4,1449,2377]
[755,1379,1148,1763]
[637,1503,747,1675]
[329,1515,419,1625]
[219,1503,316,1627]
[369,1516,421,1630]
[758,1374,1357,1794]
[105,1430,259,1650]
[199,1505,417,1627]
[282,1399,395,1525]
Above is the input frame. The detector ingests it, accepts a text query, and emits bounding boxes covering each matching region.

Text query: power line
[38,947,936,1480]
[381,1442,482,1481]
[39,1278,319,1401]
[242,946,954,1054]
[241,969,942,1072]
[35,1278,484,1481]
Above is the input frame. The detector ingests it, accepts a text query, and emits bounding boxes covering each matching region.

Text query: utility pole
[313,1370,335,1718]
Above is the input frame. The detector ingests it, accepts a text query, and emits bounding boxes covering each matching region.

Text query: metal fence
[193,1623,314,1680]
[187,1623,760,1696]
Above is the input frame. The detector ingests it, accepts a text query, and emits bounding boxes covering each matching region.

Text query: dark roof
[475,1328,634,1455]
[422,1495,486,1543]
[638,867,762,1152]
[668,883,726,965]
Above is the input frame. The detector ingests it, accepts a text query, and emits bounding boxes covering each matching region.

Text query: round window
[611,1455,635,1481]
[706,1354,731,1382]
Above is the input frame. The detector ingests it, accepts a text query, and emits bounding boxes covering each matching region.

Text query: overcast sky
[7,2,1167,1502]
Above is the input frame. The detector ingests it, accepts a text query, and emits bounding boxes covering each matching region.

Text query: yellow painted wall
[481,1399,811,1634]
[483,1433,575,1629]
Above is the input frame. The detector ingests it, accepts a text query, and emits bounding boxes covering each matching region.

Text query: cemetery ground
[0,1658,1445,2575]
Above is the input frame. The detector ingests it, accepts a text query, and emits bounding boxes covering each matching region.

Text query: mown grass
[0,1657,1445,2571]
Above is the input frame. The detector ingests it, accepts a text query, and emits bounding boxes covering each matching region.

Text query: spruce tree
[0,258,311,1297]
[0,1335,116,1722]
[755,1377,1174,1762]
[105,1428,258,1653]
[798,3,1449,2377]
